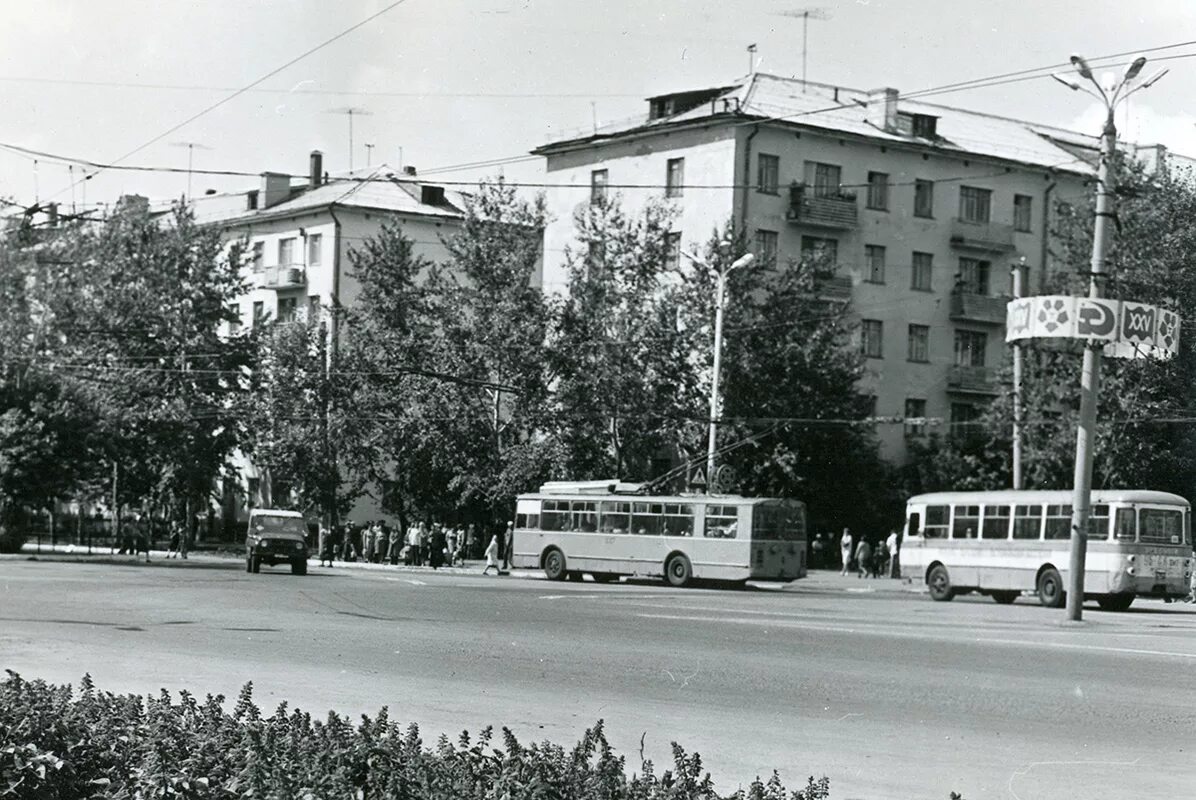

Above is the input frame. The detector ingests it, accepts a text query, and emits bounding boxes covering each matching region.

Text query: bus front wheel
[990,590,1019,605]
[926,564,954,601]
[1036,567,1065,608]
[1096,593,1134,611]
[665,554,692,588]
[543,548,567,581]
[591,572,618,584]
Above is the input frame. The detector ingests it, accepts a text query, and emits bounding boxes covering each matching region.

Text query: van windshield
[252,516,307,536]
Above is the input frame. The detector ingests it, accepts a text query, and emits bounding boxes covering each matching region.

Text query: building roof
[186,164,468,227]
[534,72,1101,176]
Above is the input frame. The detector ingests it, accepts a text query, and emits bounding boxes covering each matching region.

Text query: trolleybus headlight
[1127,566,1136,576]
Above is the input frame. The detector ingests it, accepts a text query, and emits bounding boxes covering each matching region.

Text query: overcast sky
[2,0,1194,214]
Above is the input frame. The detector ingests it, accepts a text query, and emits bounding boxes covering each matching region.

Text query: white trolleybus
[511,481,808,586]
[901,489,1193,610]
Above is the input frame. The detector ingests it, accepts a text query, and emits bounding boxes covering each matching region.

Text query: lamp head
[1050,73,1081,91]
[1140,68,1169,89]
[1070,54,1094,79]
[729,253,756,271]
[1124,55,1147,81]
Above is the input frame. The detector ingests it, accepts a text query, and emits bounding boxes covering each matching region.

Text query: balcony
[946,365,1000,396]
[949,218,1016,253]
[787,183,859,229]
[814,272,853,301]
[256,264,307,290]
[949,289,1008,325]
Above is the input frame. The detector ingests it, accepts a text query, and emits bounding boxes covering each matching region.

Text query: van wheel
[250,554,261,574]
[927,564,954,601]
[991,590,1019,605]
[665,554,692,588]
[1036,567,1065,608]
[245,554,253,573]
[1096,593,1134,611]
[292,560,307,576]
[543,548,567,581]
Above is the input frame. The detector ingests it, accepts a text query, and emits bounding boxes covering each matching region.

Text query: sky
[2,0,1195,216]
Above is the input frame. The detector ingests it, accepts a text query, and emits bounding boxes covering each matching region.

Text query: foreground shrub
[0,672,830,799]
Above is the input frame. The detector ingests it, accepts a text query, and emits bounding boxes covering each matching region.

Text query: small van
[245,509,310,575]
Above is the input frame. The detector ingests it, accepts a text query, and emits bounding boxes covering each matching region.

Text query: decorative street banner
[1006,295,1180,360]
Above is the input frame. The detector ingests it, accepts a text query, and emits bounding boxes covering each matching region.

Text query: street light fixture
[1055,52,1165,621]
[682,250,755,487]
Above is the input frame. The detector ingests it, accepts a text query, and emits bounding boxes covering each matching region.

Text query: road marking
[405,579,427,586]
[634,612,1196,660]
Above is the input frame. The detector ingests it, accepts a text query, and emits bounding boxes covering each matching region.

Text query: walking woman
[481,533,500,575]
[839,528,854,576]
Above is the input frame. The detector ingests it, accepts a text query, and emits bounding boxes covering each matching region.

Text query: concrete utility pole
[684,251,755,486]
[1052,54,1167,621]
[1011,257,1027,490]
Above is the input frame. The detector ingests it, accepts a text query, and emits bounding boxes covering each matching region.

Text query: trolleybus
[900,489,1193,610]
[511,482,807,586]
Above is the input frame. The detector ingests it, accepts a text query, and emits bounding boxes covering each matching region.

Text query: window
[704,504,739,539]
[959,186,992,223]
[861,319,883,358]
[1088,504,1110,540]
[630,502,696,537]
[950,403,981,439]
[864,244,885,283]
[228,307,242,336]
[912,114,938,138]
[866,171,889,210]
[251,241,265,272]
[904,398,927,437]
[755,229,778,267]
[252,301,265,329]
[1114,507,1136,541]
[924,505,949,538]
[1140,508,1183,544]
[957,257,991,295]
[757,154,779,194]
[591,169,608,204]
[1045,505,1072,540]
[540,499,569,531]
[307,294,320,321]
[598,501,631,534]
[664,232,682,270]
[911,251,933,291]
[571,501,598,533]
[954,329,987,367]
[278,237,296,266]
[277,296,297,323]
[952,505,980,539]
[907,324,929,362]
[914,180,934,218]
[800,236,838,272]
[805,161,842,197]
[982,505,1011,539]
[1013,194,1033,232]
[665,158,684,198]
[1013,505,1043,540]
[307,233,323,266]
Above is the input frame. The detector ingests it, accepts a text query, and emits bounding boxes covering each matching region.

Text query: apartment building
[533,73,1095,463]
[190,151,469,529]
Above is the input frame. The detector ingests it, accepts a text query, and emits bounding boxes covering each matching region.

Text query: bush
[0,672,830,799]
[0,527,26,554]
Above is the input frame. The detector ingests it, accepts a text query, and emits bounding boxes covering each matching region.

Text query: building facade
[534,74,1095,463]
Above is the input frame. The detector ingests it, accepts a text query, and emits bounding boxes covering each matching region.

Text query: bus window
[1140,508,1183,544]
[599,501,631,534]
[630,502,662,536]
[952,505,980,539]
[1045,505,1072,540]
[1087,504,1109,540]
[1114,507,1136,541]
[704,505,739,539]
[572,501,598,532]
[1186,510,1192,547]
[541,499,569,531]
[1012,505,1042,540]
[663,504,694,537]
[752,504,804,541]
[924,505,948,538]
[906,511,921,539]
[981,505,1010,539]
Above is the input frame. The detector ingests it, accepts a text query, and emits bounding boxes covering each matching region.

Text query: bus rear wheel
[926,564,954,601]
[1036,567,1065,608]
[1096,593,1134,611]
[591,572,618,584]
[665,554,692,588]
[543,548,567,581]
[990,590,1019,605]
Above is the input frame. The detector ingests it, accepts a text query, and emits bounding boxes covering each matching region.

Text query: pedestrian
[430,524,446,569]
[466,523,479,559]
[839,528,853,576]
[446,526,458,567]
[166,521,182,559]
[873,537,888,579]
[388,524,402,565]
[501,520,514,571]
[418,523,429,566]
[854,537,872,579]
[482,533,500,575]
[811,532,825,570]
[886,528,900,578]
[320,524,337,567]
[362,523,376,564]
[129,512,150,563]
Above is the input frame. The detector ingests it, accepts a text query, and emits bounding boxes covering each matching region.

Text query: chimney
[402,165,417,177]
[867,87,899,133]
[260,171,290,209]
[309,150,323,188]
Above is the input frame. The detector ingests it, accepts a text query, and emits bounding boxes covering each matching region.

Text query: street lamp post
[683,251,755,486]
[1051,54,1167,621]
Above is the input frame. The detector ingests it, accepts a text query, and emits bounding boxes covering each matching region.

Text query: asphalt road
[2,556,1194,800]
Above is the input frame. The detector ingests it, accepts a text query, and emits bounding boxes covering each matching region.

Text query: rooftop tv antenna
[774,7,832,91]
[170,141,213,198]
[326,107,372,172]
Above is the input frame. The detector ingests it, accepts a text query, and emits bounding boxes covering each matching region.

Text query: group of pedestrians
[809,528,900,578]
[317,519,514,575]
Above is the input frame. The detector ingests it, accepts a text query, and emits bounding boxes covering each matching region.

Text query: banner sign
[1006,295,1179,360]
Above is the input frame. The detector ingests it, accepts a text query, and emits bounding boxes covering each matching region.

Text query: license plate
[1155,570,1168,581]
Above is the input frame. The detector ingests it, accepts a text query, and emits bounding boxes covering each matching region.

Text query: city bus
[511,482,807,586]
[900,490,1193,610]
